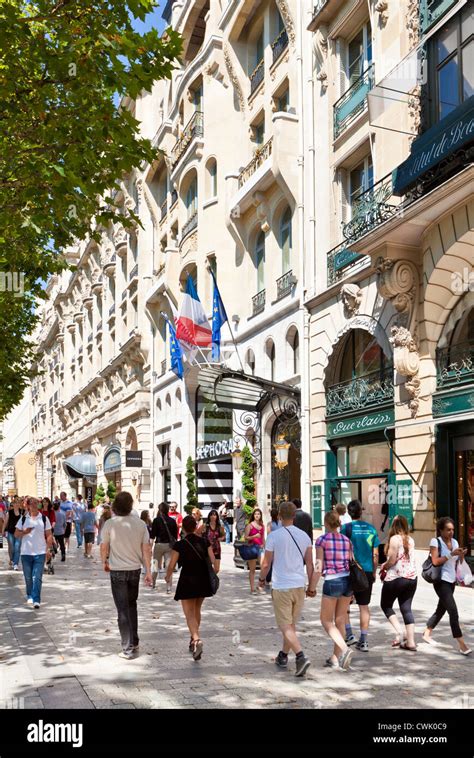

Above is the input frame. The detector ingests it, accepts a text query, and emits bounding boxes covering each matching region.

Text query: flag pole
[225,320,245,373]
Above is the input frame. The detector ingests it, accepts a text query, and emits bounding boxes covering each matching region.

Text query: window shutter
[336,37,348,99]
[338,167,349,226]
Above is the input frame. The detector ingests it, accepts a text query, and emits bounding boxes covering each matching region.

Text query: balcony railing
[326,366,394,417]
[180,211,198,241]
[170,189,178,208]
[160,198,168,221]
[238,137,273,188]
[271,28,289,64]
[276,270,295,301]
[252,289,266,316]
[436,340,474,389]
[249,59,264,95]
[334,64,374,138]
[342,174,401,242]
[171,111,204,169]
[327,242,368,286]
[129,263,138,282]
[420,0,457,33]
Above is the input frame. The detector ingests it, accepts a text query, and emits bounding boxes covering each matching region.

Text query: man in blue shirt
[341,499,380,652]
[71,495,86,549]
[59,492,74,551]
[80,503,97,558]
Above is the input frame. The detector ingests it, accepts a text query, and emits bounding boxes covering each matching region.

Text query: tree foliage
[106,480,117,502]
[0,0,182,419]
[185,456,198,515]
[93,482,106,506]
[241,446,256,517]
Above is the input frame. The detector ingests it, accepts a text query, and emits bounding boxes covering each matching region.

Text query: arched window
[246,348,256,376]
[293,330,300,375]
[280,207,292,274]
[339,329,387,382]
[186,177,198,219]
[266,340,275,381]
[206,158,217,198]
[255,231,265,291]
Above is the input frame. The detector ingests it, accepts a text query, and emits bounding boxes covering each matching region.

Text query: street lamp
[231,444,243,473]
[273,434,290,469]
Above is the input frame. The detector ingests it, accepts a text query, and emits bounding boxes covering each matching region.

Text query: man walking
[59,492,73,551]
[15,497,53,608]
[168,501,183,538]
[341,499,380,651]
[258,501,315,677]
[234,497,247,539]
[53,502,67,562]
[81,502,97,558]
[292,498,313,541]
[219,500,233,544]
[100,492,152,659]
[72,495,86,548]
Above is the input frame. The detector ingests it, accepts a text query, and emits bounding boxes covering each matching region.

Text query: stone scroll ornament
[376,257,421,418]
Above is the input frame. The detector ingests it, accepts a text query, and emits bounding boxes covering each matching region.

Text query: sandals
[192,639,203,661]
[399,642,417,651]
[391,639,401,648]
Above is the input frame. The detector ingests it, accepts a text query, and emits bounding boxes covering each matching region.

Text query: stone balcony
[171,111,204,172]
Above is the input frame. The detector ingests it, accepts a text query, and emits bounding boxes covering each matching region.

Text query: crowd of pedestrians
[1,491,471,674]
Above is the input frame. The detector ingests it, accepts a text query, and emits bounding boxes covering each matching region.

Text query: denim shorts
[322,575,352,598]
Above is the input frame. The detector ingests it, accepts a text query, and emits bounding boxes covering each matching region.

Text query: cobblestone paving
[0,539,473,709]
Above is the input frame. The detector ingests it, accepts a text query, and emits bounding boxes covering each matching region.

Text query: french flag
[176,275,212,347]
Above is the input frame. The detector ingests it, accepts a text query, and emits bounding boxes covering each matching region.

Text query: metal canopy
[198,367,300,412]
[63,454,97,480]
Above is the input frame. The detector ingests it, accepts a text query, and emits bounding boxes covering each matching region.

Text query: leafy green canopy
[0,0,182,419]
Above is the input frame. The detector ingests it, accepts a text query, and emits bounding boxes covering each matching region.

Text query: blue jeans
[7,532,21,566]
[74,521,83,546]
[322,575,353,598]
[223,521,232,544]
[22,554,46,603]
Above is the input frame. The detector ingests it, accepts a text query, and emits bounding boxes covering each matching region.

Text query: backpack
[21,514,47,529]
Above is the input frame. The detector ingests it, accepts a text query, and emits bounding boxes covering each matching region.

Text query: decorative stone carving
[375,0,388,25]
[313,27,329,92]
[252,191,270,234]
[406,0,420,50]
[113,223,128,257]
[377,257,421,417]
[340,283,363,319]
[275,0,295,47]
[407,83,422,142]
[223,44,245,113]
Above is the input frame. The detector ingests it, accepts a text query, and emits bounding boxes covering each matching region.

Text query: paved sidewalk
[0,539,472,709]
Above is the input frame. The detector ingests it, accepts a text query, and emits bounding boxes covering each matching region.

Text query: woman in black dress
[165,515,216,660]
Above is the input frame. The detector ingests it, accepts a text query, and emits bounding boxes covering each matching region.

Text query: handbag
[343,523,369,592]
[185,536,220,595]
[237,543,260,561]
[421,538,442,584]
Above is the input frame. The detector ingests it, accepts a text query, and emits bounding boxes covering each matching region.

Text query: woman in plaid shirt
[308,510,354,670]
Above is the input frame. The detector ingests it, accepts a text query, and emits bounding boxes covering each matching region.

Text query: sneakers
[356,639,369,652]
[275,651,288,669]
[33,602,40,609]
[339,649,353,670]
[295,655,311,678]
[26,598,33,605]
[12,565,18,571]
[118,650,137,660]
[345,634,357,645]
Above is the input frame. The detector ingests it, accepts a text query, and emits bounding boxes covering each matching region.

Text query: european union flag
[161,312,183,379]
[210,270,228,361]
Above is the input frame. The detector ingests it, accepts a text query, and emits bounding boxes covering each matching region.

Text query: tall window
[293,331,300,375]
[267,340,276,381]
[207,159,217,197]
[280,207,292,274]
[255,30,264,67]
[339,330,387,381]
[348,21,372,86]
[431,7,473,122]
[349,155,373,214]
[193,84,203,111]
[254,119,265,145]
[246,349,256,376]
[255,231,265,291]
[186,177,198,218]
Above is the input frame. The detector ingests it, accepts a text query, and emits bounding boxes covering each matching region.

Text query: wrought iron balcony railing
[342,174,401,242]
[249,59,264,95]
[327,242,368,286]
[129,263,138,282]
[420,0,457,34]
[252,289,266,316]
[276,270,295,301]
[180,210,198,241]
[160,198,168,222]
[334,64,374,139]
[238,137,273,188]
[271,28,288,64]
[326,366,394,417]
[436,340,474,389]
[171,111,204,169]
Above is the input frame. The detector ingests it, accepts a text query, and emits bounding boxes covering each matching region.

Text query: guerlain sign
[328,408,394,439]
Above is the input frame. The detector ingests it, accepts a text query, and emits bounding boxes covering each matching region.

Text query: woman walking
[41,498,56,528]
[151,503,178,591]
[3,498,23,569]
[191,508,204,535]
[380,515,418,651]
[165,515,215,661]
[140,510,153,538]
[244,508,265,594]
[310,510,353,670]
[52,502,67,562]
[97,505,112,546]
[204,509,225,574]
[422,517,471,655]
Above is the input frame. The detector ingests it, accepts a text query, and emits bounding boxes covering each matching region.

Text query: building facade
[1,395,37,496]
[304,0,473,549]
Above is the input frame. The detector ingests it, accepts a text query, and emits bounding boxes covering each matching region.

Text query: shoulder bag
[346,532,369,593]
[185,536,220,595]
[283,526,305,565]
[160,515,177,549]
[421,538,442,584]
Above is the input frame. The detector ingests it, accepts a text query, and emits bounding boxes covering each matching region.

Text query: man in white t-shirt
[15,497,53,608]
[258,501,315,677]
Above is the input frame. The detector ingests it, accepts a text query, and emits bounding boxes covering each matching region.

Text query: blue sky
[131,2,167,35]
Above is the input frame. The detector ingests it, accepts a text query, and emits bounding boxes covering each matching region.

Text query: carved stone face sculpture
[341,283,363,319]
